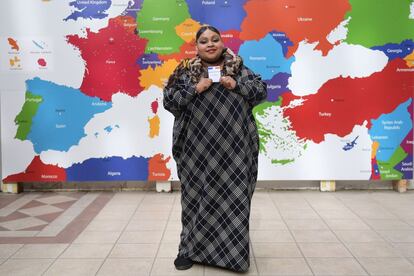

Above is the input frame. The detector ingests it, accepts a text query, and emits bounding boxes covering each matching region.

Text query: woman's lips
[206,49,217,53]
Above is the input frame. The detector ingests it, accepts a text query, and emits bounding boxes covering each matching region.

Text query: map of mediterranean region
[0,0,412,182]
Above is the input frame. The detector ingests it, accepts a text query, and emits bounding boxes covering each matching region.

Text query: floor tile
[298,242,352,257]
[307,257,367,275]
[12,243,69,258]
[43,258,104,276]
[60,243,113,258]
[97,258,153,276]
[0,258,53,276]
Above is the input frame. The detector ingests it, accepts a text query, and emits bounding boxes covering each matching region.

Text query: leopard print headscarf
[165,48,243,89]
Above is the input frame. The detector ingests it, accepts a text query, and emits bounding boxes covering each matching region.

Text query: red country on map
[3,156,66,183]
[67,16,147,101]
[240,0,350,57]
[148,153,171,181]
[282,58,414,143]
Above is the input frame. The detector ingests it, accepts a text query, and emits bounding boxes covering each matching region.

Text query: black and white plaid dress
[163,64,267,272]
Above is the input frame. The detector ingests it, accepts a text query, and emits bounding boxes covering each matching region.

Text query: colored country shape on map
[139,59,178,89]
[221,30,243,54]
[121,0,144,18]
[265,73,290,102]
[64,0,112,21]
[66,156,149,181]
[151,100,158,113]
[137,0,190,54]
[7,37,19,51]
[148,153,171,181]
[67,16,147,101]
[371,157,381,180]
[345,0,414,48]
[238,34,295,80]
[137,53,162,69]
[23,77,112,153]
[377,146,407,180]
[371,40,414,60]
[369,98,413,162]
[253,96,306,165]
[3,156,66,183]
[401,125,413,154]
[240,0,351,57]
[175,18,201,43]
[269,31,294,58]
[281,58,414,144]
[148,115,160,138]
[14,92,43,141]
[394,154,413,179]
[159,40,196,61]
[187,0,247,31]
[112,15,138,33]
[37,58,47,67]
[370,141,381,180]
[405,50,414,67]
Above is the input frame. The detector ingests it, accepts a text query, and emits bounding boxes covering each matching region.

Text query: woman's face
[196,29,225,63]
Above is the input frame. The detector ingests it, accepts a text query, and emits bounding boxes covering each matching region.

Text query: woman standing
[163,25,267,273]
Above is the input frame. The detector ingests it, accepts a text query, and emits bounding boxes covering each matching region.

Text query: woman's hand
[220,76,236,90]
[196,77,213,94]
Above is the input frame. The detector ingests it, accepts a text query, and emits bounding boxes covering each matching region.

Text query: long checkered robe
[163,64,267,272]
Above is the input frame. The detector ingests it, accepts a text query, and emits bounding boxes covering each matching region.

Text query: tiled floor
[0,189,414,275]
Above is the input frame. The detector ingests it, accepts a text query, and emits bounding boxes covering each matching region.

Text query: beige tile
[392,243,414,257]
[0,217,47,231]
[84,219,128,232]
[125,219,167,231]
[252,242,302,257]
[317,209,359,219]
[150,257,204,275]
[36,195,76,205]
[204,257,257,275]
[298,243,352,257]
[365,219,413,230]
[250,219,287,230]
[0,259,5,265]
[250,210,281,220]
[376,230,414,243]
[162,229,181,243]
[334,230,385,243]
[109,243,158,258]
[73,231,121,243]
[353,208,397,219]
[358,257,414,275]
[0,244,23,258]
[250,230,294,242]
[132,211,170,221]
[0,258,53,276]
[273,201,312,210]
[279,209,319,219]
[324,219,370,230]
[255,257,312,275]
[60,243,113,258]
[284,219,329,230]
[291,230,339,243]
[12,244,69,258]
[94,210,135,220]
[97,258,153,276]
[44,258,104,276]
[118,230,164,244]
[19,205,62,216]
[346,242,403,257]
[307,257,367,275]
[157,242,179,258]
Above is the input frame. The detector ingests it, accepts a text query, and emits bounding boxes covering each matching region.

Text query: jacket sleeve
[232,65,268,107]
[163,74,198,118]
